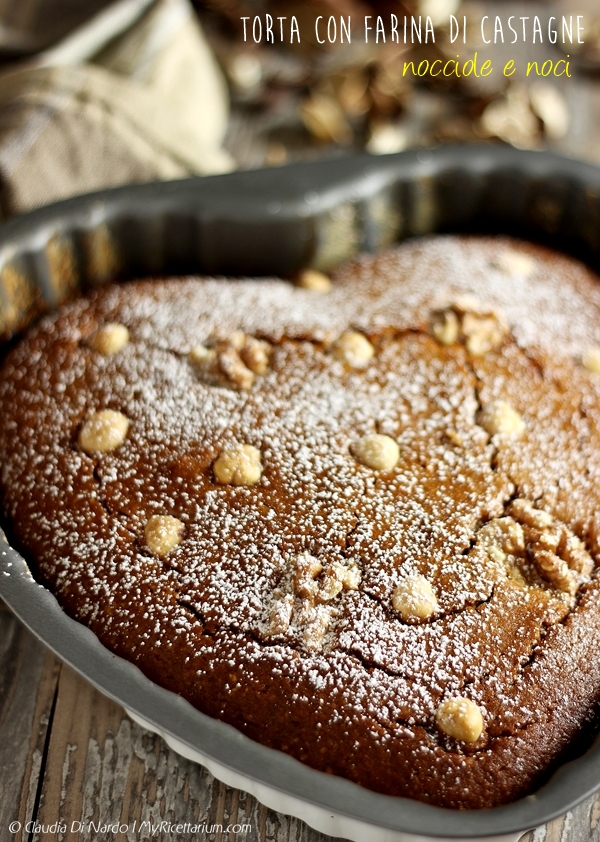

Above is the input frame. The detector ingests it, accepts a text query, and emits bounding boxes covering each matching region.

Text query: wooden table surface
[3,598,600,842]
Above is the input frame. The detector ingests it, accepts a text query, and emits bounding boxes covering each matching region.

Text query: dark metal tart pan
[2,144,600,840]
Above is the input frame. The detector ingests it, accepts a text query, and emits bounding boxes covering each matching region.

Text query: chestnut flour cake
[2,235,600,809]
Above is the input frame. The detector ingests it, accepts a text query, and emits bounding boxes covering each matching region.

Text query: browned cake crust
[2,235,600,809]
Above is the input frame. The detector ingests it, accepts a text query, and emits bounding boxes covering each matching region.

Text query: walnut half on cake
[2,235,600,809]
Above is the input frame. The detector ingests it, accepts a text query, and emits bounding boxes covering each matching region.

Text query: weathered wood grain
[521,794,600,842]
[0,600,61,838]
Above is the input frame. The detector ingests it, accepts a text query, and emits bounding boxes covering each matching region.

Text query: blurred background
[0,0,597,215]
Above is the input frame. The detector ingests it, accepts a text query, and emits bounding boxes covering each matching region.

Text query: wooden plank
[0,600,61,838]
[517,792,600,842]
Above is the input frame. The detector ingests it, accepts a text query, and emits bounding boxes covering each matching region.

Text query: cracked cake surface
[2,235,600,808]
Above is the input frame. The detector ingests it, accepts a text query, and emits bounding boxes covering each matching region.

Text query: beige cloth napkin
[0,0,232,215]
